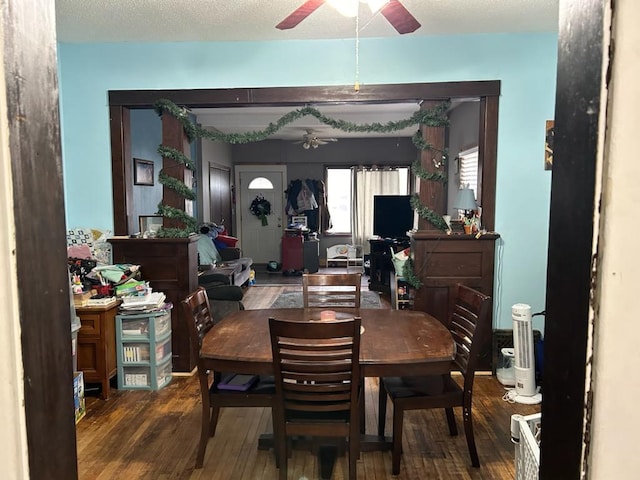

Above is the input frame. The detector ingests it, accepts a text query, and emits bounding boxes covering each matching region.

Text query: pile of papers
[119,292,167,312]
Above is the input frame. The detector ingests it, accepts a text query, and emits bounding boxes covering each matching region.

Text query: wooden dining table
[199,307,455,478]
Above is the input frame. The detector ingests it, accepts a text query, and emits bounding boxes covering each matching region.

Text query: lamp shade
[453,187,477,211]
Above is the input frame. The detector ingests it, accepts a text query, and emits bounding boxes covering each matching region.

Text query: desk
[200,308,455,476]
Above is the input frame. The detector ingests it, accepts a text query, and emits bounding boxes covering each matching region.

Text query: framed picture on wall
[139,215,163,236]
[134,158,154,186]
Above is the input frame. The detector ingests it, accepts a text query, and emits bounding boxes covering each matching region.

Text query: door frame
[108,81,500,235]
[235,164,287,259]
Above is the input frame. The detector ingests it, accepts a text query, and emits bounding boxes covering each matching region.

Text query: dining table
[199,307,455,478]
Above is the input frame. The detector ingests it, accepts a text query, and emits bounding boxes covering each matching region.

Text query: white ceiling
[55,0,559,43]
[55,0,558,142]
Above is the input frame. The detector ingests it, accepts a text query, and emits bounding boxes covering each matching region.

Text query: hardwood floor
[76,285,539,479]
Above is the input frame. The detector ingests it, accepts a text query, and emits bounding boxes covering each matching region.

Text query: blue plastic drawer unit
[115,309,173,391]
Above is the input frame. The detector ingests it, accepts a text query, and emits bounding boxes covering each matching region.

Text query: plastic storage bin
[511,413,541,480]
[115,309,173,391]
[497,347,516,386]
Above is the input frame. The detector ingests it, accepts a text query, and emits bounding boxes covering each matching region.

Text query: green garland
[412,159,447,182]
[410,194,449,231]
[157,145,196,171]
[402,257,423,289]
[153,98,451,239]
[158,172,197,201]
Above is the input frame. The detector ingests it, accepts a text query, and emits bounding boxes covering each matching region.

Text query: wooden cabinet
[76,303,119,399]
[108,236,199,373]
[411,232,499,371]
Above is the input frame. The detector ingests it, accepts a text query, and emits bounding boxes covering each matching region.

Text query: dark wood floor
[76,283,539,479]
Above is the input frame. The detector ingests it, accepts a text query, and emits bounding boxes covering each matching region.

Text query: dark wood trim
[4,0,78,477]
[540,0,604,478]
[108,81,501,107]
[110,106,132,235]
[109,81,500,235]
[478,96,498,231]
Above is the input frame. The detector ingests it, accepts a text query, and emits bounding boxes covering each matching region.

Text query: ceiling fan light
[327,0,359,18]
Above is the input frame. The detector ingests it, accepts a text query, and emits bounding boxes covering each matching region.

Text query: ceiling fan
[295,129,339,149]
[276,0,421,35]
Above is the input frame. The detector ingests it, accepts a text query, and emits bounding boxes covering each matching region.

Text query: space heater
[510,303,542,404]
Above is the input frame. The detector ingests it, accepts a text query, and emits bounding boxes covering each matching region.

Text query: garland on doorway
[152,99,451,238]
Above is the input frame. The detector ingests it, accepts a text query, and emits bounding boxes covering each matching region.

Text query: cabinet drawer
[79,312,103,337]
[119,311,171,340]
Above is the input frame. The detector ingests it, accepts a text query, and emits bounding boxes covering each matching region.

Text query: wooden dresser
[411,232,500,371]
[108,236,199,373]
[76,303,119,399]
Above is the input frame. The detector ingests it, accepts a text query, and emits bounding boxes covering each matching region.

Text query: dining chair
[269,316,362,480]
[181,287,276,469]
[302,272,362,309]
[377,283,492,474]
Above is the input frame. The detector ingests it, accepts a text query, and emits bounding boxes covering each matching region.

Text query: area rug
[270,291,382,309]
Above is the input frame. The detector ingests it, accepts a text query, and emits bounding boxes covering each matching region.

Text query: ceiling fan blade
[380,0,421,34]
[276,0,326,30]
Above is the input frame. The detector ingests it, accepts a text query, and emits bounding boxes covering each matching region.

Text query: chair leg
[209,405,220,437]
[274,412,288,480]
[391,406,404,475]
[195,404,211,469]
[360,380,366,434]
[349,419,359,480]
[462,405,480,467]
[445,407,458,436]
[377,379,387,437]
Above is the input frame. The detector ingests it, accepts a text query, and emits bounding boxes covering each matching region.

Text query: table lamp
[453,186,477,219]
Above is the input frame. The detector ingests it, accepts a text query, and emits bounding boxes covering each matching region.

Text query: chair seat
[211,375,276,395]
[382,375,461,399]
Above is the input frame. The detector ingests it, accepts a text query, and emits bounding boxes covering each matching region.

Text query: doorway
[236,165,286,264]
[208,163,233,234]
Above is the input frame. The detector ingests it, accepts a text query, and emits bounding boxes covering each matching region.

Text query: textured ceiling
[55,0,559,43]
[54,0,558,141]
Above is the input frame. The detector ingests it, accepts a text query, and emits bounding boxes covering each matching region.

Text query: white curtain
[351,167,401,254]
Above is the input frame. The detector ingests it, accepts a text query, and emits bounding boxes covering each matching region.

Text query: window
[326,168,352,233]
[325,166,410,234]
[248,177,273,189]
[458,146,479,196]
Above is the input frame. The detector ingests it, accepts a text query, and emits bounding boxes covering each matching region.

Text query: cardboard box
[73,371,86,424]
[73,291,91,307]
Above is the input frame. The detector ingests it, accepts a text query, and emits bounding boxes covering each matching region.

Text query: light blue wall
[57,33,557,330]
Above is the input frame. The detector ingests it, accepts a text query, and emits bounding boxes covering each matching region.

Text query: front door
[236,165,286,264]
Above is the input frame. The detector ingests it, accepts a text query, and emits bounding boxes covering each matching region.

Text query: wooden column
[416,101,447,231]
[161,114,194,229]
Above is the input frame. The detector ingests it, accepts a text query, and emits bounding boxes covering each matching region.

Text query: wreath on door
[249,194,271,226]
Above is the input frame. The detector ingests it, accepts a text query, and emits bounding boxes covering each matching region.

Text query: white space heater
[510,303,542,404]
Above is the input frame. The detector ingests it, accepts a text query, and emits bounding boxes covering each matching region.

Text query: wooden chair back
[449,283,492,386]
[269,316,362,479]
[302,273,362,309]
[181,287,275,469]
[181,287,215,374]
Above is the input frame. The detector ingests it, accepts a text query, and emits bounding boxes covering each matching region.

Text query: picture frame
[139,215,163,236]
[134,158,154,186]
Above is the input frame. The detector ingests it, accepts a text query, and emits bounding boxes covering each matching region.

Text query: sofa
[198,245,253,288]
